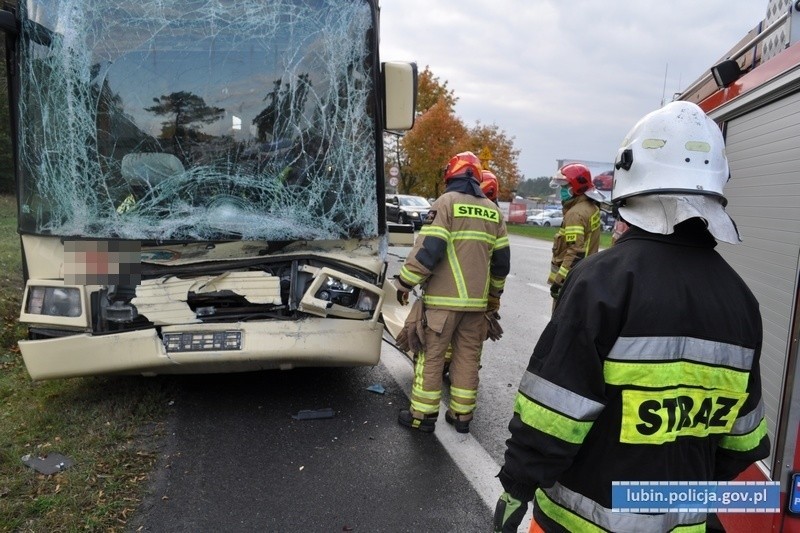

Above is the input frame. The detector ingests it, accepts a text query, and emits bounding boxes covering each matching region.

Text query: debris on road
[366,383,385,394]
[291,408,335,420]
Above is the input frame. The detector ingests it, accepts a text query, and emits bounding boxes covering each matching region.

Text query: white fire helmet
[612,101,740,244]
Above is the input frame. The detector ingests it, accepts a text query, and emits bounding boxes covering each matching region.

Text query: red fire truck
[678,0,800,530]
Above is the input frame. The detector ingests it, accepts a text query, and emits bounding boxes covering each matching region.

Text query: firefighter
[394,152,510,434]
[480,170,500,204]
[492,101,770,532]
[547,163,605,306]
[443,169,502,381]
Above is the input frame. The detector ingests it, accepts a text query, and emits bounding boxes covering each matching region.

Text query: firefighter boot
[397,409,437,433]
[445,410,471,434]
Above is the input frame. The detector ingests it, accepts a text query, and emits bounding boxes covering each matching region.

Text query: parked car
[526,209,563,227]
[593,170,614,192]
[386,194,431,228]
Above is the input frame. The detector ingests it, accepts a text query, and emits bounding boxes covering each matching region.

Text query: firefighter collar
[618,194,741,245]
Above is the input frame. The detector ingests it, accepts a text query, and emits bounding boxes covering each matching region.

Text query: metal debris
[292,408,335,420]
[21,453,73,475]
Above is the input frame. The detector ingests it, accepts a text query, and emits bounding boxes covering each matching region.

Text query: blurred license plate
[163,331,242,353]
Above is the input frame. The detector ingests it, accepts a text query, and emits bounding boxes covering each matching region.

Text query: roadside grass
[506,221,613,249]
[0,195,175,532]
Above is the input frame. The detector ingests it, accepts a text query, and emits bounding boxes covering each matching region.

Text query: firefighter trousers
[409,309,488,421]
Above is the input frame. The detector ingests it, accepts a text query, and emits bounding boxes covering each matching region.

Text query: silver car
[526,209,564,227]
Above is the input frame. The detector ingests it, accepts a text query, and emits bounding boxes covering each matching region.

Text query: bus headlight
[26,287,82,317]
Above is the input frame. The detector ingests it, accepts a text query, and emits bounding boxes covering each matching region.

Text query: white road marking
[528,283,551,293]
[381,343,534,531]
[380,344,503,508]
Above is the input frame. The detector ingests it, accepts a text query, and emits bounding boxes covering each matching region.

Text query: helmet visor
[550,171,568,189]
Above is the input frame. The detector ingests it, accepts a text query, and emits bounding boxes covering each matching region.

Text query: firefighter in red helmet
[481,170,500,203]
[442,168,503,380]
[547,163,605,307]
[393,151,510,433]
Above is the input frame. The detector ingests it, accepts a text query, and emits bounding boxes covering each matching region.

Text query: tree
[385,66,459,195]
[252,74,312,142]
[400,97,468,198]
[416,65,458,114]
[145,91,224,162]
[467,122,522,201]
[516,176,554,199]
[387,67,523,202]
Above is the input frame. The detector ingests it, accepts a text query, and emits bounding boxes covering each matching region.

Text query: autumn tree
[386,66,522,202]
[384,65,458,195]
[416,65,457,114]
[400,97,469,198]
[467,122,523,201]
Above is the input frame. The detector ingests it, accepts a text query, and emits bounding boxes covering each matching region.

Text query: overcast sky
[378,0,768,180]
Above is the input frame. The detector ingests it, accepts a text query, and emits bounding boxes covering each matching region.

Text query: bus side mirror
[0,10,18,35]
[382,61,417,131]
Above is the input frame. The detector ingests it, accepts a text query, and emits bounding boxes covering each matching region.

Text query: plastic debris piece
[366,383,385,394]
[21,453,73,475]
[291,408,335,420]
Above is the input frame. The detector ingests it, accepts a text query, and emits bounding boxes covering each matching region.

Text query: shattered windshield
[17,0,379,241]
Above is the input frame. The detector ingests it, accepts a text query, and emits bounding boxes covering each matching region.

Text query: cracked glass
[17,0,379,241]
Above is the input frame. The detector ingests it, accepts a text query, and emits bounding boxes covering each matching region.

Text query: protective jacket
[398,180,510,310]
[397,177,510,420]
[548,194,601,288]
[500,221,769,532]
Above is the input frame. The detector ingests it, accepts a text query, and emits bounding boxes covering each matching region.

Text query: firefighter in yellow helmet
[547,163,604,307]
[394,152,510,433]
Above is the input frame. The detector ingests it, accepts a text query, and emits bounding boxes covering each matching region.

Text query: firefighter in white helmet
[394,151,510,434]
[547,163,605,307]
[493,101,769,532]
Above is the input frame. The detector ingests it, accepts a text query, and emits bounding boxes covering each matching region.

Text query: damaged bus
[0,0,416,379]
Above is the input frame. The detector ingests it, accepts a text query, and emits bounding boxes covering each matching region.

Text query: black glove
[393,276,413,306]
[485,311,503,341]
[549,283,561,300]
[493,492,528,532]
[487,293,501,313]
[396,288,409,305]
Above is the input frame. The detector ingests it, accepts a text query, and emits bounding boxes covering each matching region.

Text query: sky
[378,0,769,181]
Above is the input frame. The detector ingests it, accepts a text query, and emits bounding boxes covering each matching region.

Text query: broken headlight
[315,277,357,307]
[26,287,82,317]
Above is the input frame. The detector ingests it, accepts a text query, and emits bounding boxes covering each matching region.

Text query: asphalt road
[127,235,554,533]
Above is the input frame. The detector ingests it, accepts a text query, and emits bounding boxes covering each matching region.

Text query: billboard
[555,158,614,193]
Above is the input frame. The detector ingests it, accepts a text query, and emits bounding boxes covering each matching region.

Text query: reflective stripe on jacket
[548,195,601,287]
[501,222,769,533]
[398,190,510,311]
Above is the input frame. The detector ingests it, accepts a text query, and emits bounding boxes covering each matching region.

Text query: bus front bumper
[19,320,384,380]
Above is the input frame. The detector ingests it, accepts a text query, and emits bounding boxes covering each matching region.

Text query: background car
[593,170,614,192]
[386,194,431,228]
[526,209,563,227]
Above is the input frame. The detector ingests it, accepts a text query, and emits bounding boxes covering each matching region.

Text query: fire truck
[677,0,800,529]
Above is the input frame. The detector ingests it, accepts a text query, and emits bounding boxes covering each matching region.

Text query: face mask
[560,186,573,202]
